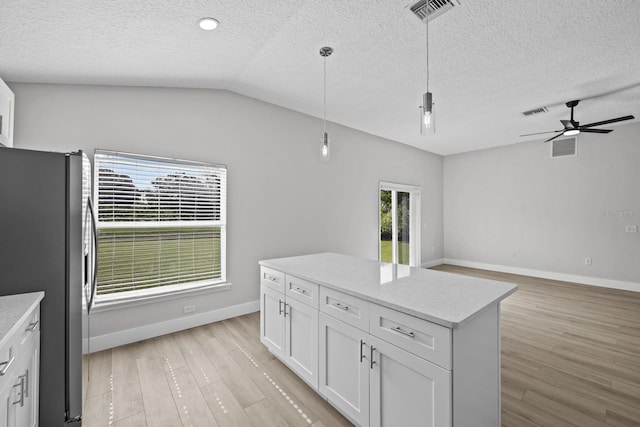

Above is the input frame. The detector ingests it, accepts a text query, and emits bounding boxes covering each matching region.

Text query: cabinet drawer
[285,275,319,308]
[370,304,451,370]
[261,266,285,292]
[0,342,16,389]
[0,305,38,391]
[320,287,369,332]
[19,307,40,346]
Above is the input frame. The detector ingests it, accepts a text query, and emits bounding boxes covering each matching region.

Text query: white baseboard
[421,258,444,269]
[83,300,260,354]
[443,258,640,293]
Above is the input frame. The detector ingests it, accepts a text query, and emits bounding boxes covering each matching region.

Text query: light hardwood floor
[83,266,640,426]
[82,312,352,427]
[432,265,640,427]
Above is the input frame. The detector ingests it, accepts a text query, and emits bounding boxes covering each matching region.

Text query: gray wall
[444,122,640,284]
[10,83,444,345]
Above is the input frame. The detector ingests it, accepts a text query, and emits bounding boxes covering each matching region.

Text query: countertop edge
[259,259,517,329]
[0,291,45,349]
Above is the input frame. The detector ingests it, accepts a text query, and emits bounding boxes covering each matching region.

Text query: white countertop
[0,292,45,349]
[259,253,517,328]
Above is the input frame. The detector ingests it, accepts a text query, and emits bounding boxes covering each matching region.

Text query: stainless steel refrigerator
[0,147,88,426]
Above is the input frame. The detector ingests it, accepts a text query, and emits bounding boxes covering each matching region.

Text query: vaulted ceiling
[1,0,639,155]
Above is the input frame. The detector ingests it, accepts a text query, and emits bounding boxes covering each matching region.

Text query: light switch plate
[625,225,638,233]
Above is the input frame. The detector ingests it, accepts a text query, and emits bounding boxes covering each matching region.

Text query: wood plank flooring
[82,313,352,427]
[432,265,640,427]
[83,266,640,426]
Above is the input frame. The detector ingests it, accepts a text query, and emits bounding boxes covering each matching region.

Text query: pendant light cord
[323,56,327,134]
[425,7,429,92]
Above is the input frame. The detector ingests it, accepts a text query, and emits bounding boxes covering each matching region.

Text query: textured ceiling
[1,0,639,155]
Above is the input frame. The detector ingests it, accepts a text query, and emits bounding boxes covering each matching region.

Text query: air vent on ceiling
[522,106,548,116]
[410,0,460,22]
[551,137,577,158]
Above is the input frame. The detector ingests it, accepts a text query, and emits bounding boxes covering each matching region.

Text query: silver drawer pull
[0,356,15,376]
[333,302,349,311]
[292,286,306,294]
[391,326,415,339]
[265,274,277,282]
[12,376,25,407]
[19,370,29,398]
[26,320,39,332]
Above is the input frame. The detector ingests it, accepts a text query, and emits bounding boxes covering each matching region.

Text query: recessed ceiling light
[198,17,219,31]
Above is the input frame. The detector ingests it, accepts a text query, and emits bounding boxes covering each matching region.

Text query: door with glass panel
[379,183,420,267]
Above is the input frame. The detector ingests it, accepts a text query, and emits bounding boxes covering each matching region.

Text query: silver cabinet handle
[265,274,277,283]
[25,320,39,332]
[292,286,306,294]
[370,346,376,369]
[283,302,289,317]
[391,326,415,339]
[278,299,284,315]
[12,376,25,407]
[19,370,29,398]
[0,355,15,376]
[360,340,366,363]
[333,302,349,311]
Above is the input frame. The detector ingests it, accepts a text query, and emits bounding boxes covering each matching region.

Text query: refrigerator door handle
[87,196,98,314]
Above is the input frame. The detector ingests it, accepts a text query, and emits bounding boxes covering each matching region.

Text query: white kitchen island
[259,253,517,427]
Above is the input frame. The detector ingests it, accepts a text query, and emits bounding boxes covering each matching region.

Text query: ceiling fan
[520,100,635,143]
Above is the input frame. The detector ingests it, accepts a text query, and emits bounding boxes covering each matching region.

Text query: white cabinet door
[369,335,451,427]
[319,312,369,426]
[0,378,15,427]
[22,333,39,427]
[260,285,285,358]
[284,297,318,388]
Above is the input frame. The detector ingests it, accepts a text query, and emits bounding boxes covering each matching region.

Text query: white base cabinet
[369,335,450,427]
[260,285,285,358]
[0,295,41,427]
[259,263,504,427]
[260,267,319,388]
[319,312,370,426]
[284,297,318,387]
[319,312,451,427]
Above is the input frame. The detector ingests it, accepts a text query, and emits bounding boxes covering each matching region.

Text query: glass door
[379,183,420,267]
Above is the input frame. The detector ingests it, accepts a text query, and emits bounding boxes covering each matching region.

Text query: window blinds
[93,150,226,299]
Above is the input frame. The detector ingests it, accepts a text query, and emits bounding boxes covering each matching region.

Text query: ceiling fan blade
[580,115,635,128]
[560,120,572,129]
[519,130,561,137]
[580,128,612,134]
[544,133,565,143]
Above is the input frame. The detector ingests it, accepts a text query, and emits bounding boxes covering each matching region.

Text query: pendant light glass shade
[420,91,435,135]
[321,132,330,159]
[320,46,333,160]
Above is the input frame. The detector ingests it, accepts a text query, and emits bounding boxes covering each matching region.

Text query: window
[93,150,227,302]
[379,182,421,267]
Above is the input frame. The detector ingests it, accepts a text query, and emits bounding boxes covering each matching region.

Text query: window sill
[89,282,232,313]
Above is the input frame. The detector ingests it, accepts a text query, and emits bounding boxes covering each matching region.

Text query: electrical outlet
[584,258,592,266]
[183,305,196,314]
[625,225,638,233]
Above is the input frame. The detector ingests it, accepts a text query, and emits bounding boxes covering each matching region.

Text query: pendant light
[320,46,333,160]
[420,7,435,135]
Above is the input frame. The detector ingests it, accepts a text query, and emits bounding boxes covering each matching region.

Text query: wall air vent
[551,137,577,158]
[522,106,548,116]
[409,0,460,22]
